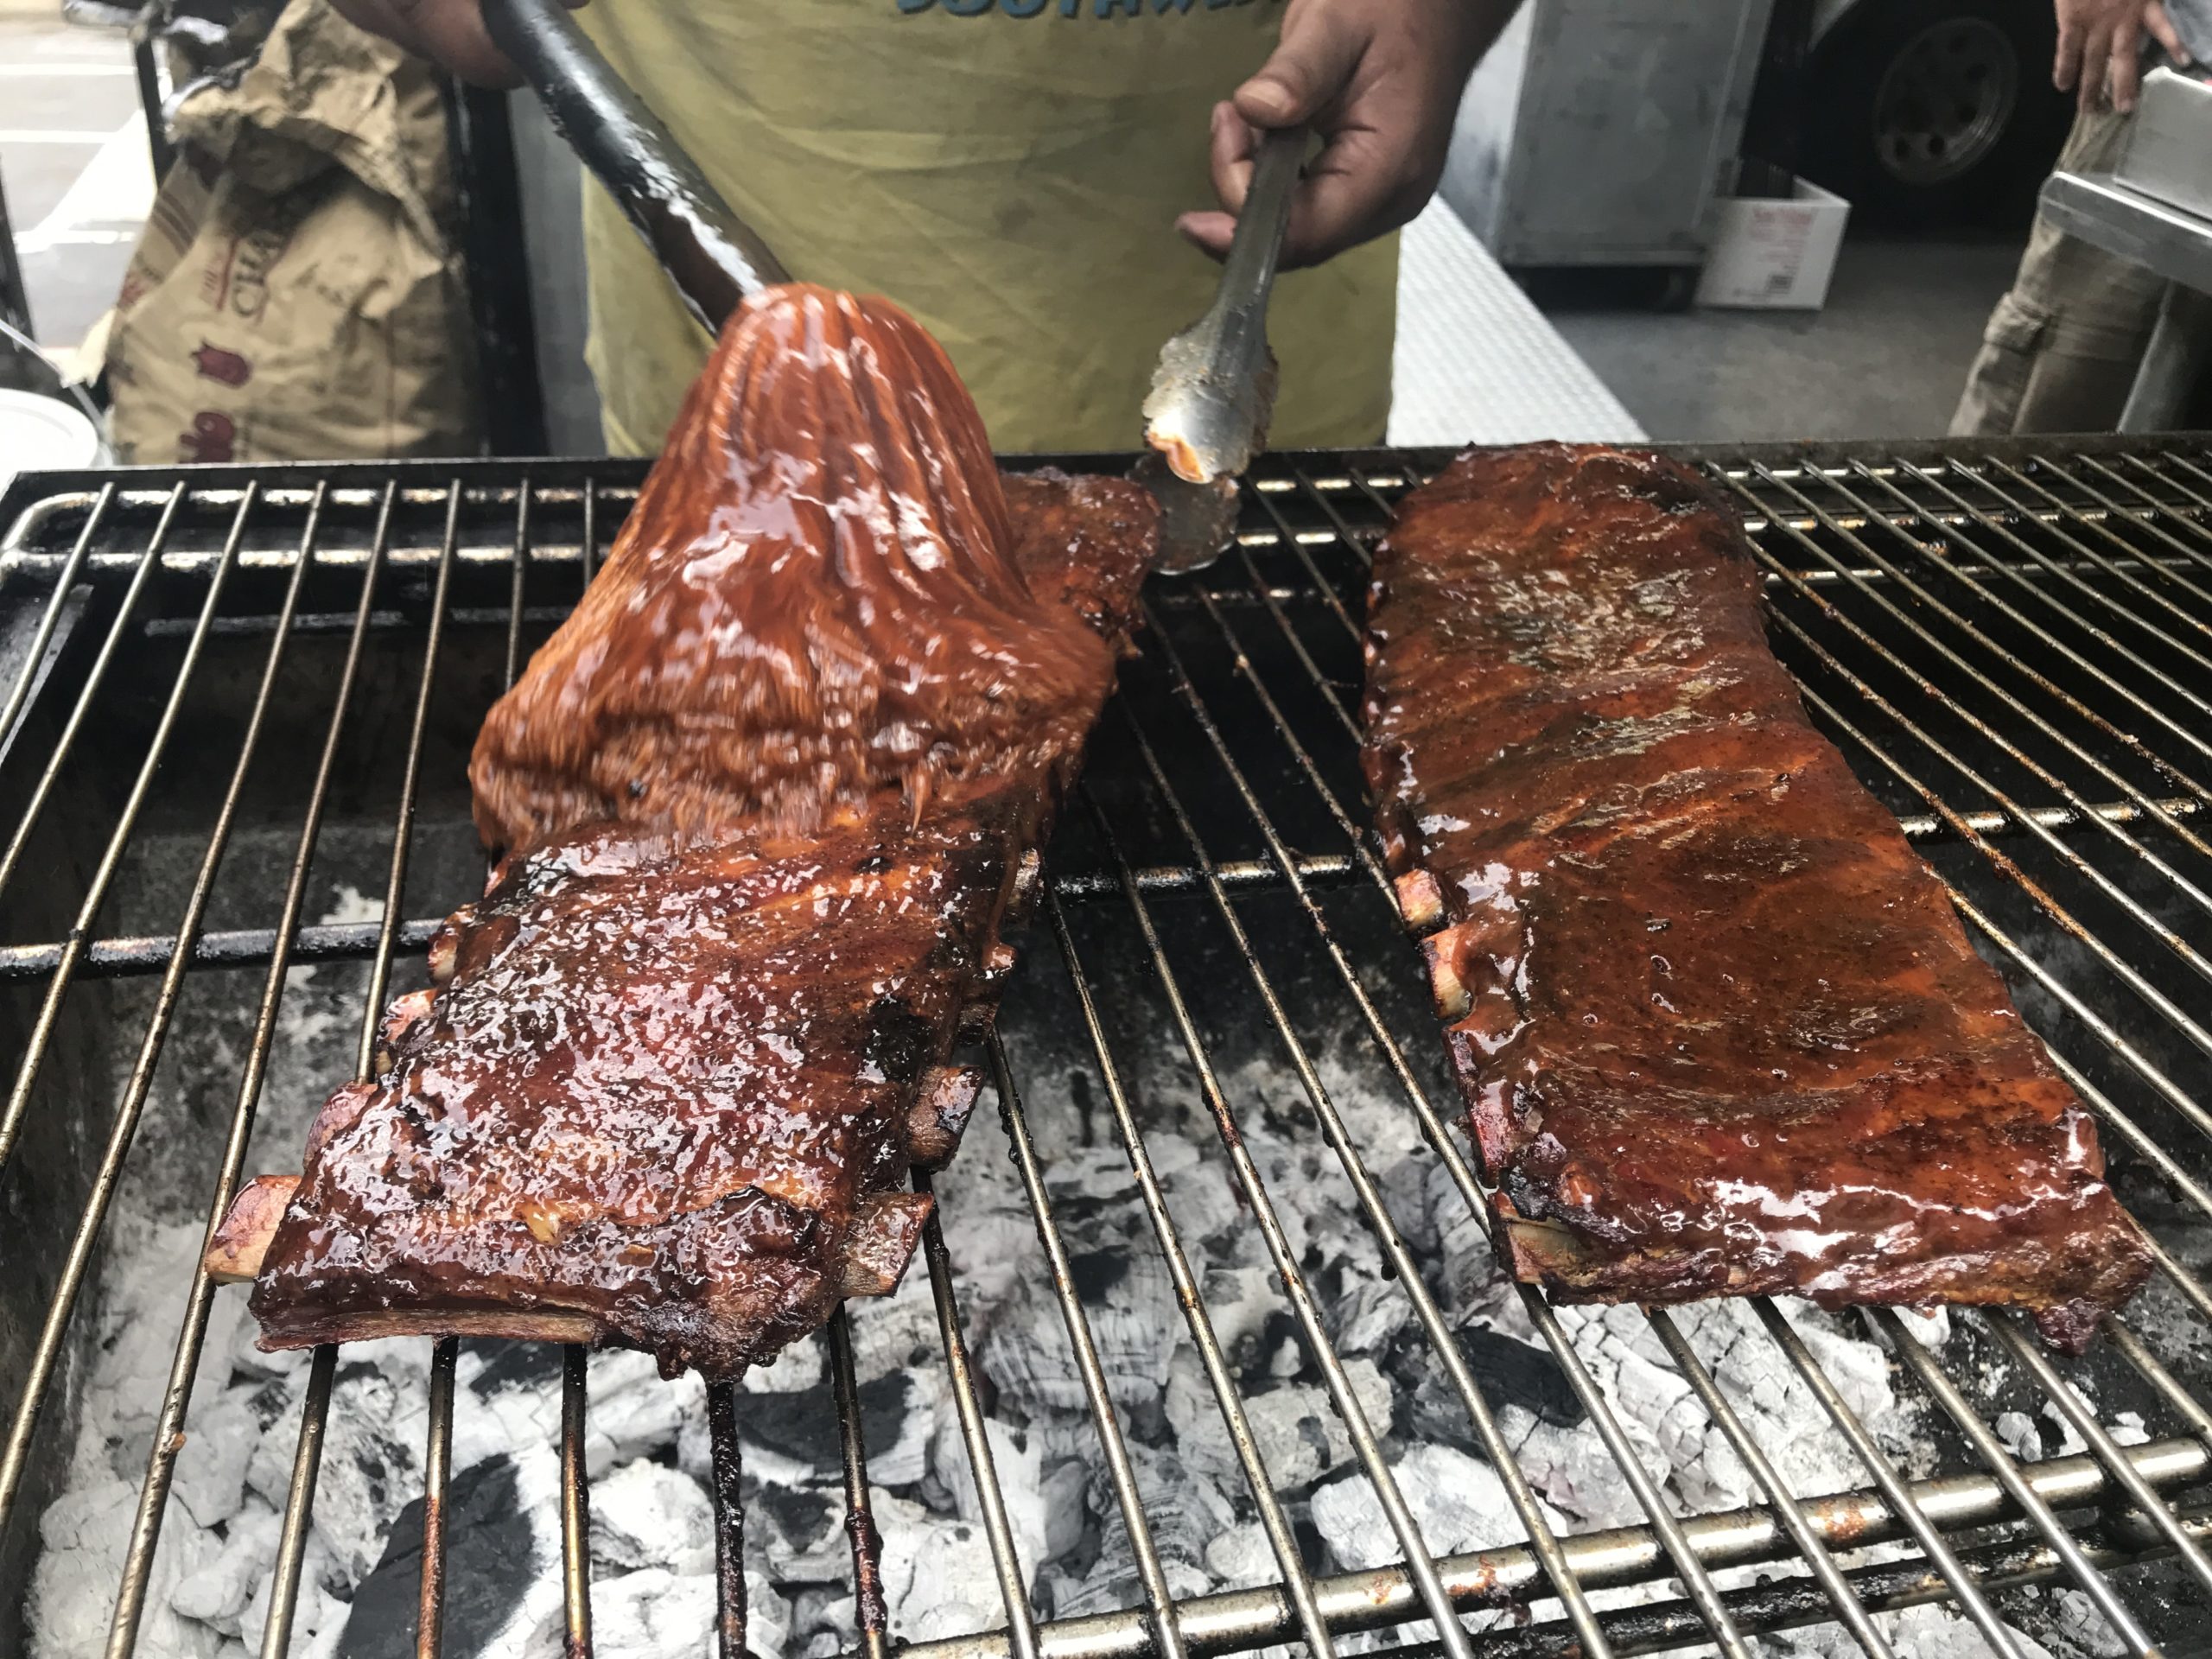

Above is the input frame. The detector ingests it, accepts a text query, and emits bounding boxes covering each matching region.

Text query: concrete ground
[1,5,149,361]
[1536,232,2026,445]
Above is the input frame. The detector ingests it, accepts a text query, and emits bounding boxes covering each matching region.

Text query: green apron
[577,0,1397,455]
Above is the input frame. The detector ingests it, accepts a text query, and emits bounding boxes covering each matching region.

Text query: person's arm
[2052,0,2190,113]
[1178,0,1522,270]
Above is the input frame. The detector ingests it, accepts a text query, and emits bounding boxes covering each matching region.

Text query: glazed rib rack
[3,435,2211,1659]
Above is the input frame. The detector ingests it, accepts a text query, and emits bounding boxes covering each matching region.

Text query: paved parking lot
[2,5,154,359]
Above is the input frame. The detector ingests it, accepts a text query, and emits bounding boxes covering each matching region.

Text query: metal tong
[1138,125,1307,571]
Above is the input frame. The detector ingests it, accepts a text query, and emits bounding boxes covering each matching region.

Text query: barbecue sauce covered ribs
[1364,444,2150,1350]
[216,287,1156,1376]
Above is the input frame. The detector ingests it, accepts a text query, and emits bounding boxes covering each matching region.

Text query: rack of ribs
[1363,443,2150,1351]
[210,286,1157,1377]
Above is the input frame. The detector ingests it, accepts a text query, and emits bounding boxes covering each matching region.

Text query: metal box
[2117,65,2212,223]
[1441,0,1776,270]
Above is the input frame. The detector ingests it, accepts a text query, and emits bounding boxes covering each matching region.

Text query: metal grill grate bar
[1042,880,1344,1659]
[105,484,378,1658]
[985,1033,1192,1659]
[563,1345,595,1656]
[1173,531,1894,1651]
[1109,631,1576,1659]
[897,1436,2212,1659]
[0,485,261,1530]
[2,440,2208,1659]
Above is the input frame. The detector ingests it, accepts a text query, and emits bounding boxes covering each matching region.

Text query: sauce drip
[472,283,1116,852]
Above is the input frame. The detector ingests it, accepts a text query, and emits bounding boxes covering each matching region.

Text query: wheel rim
[1871,16,2019,187]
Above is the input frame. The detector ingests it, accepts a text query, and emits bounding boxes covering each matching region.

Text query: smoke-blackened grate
[1,436,2209,1659]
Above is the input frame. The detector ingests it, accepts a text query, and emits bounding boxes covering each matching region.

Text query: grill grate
[1,437,2209,1659]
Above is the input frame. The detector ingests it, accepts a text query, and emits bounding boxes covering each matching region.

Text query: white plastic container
[0,387,106,494]
[1694,177,1853,310]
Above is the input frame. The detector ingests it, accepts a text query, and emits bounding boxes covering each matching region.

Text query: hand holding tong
[1138,125,1307,571]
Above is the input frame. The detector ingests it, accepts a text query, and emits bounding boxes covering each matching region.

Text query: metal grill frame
[0,435,2209,1659]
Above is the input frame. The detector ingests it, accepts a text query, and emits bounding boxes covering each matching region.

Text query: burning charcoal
[1180,1355,1401,1494]
[843,1274,944,1384]
[591,1459,715,1574]
[1158,1156,1242,1245]
[330,1448,565,1659]
[1060,1445,1224,1616]
[723,1380,845,1482]
[225,1284,308,1382]
[870,1491,1020,1644]
[751,1332,827,1393]
[1307,1445,1540,1573]
[1888,1305,1953,1351]
[759,1482,848,1584]
[582,1351,702,1477]
[237,1573,351,1659]
[463,1338,568,1399]
[1126,1441,1233,1571]
[2051,1587,2123,1656]
[274,1356,427,1587]
[1605,1342,1703,1469]
[1040,1459,1091,1563]
[1331,1272,1409,1357]
[2040,1401,2089,1459]
[29,1477,222,1659]
[527,1568,790,1659]
[169,1501,281,1634]
[791,1365,938,1491]
[1213,1381,1353,1492]
[1378,1157,1441,1255]
[1197,1266,1280,1369]
[171,1395,259,1529]
[1405,1323,1580,1459]
[1508,1404,1669,1531]
[928,1400,1048,1571]
[1889,1604,2060,1658]
[979,1244,1177,1415]
[1788,1310,1896,1422]
[1202,1520,1279,1587]
[1996,1410,2044,1462]
[1163,1349,1236,1484]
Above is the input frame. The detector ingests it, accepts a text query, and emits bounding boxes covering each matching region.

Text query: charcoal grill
[3,435,2211,1659]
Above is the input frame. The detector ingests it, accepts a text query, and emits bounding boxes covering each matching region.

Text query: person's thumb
[1233,8,1365,127]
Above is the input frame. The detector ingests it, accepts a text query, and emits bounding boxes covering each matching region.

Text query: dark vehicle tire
[1802,0,2075,230]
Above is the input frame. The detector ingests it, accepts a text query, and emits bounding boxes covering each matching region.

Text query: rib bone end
[204,1174,299,1283]
[908,1065,984,1168]
[840,1192,935,1299]
[1422,937,1472,1020]
[1395,869,1445,932]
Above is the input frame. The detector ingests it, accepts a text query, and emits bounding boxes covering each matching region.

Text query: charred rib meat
[222,287,1156,1376]
[1363,443,2150,1350]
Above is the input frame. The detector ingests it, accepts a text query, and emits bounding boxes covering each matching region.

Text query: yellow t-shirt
[576,0,1396,456]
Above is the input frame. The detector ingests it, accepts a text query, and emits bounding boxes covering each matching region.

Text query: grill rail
[0,437,2209,1659]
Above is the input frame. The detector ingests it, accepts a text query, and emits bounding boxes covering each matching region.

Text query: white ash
[1749,1602,2063,1658]
[31,892,2009,1659]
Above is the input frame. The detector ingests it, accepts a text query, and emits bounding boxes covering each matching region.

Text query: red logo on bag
[192,343,251,386]
[181,410,236,462]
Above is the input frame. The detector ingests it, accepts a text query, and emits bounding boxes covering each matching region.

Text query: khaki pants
[1950,104,2171,436]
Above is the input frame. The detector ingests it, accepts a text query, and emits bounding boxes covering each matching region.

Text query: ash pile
[20,865,2167,1659]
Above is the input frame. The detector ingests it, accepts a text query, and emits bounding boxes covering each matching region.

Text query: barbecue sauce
[238,454,1157,1377]
[1365,443,2151,1351]
[471,283,1118,853]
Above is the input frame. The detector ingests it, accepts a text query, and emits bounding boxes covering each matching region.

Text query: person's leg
[1949,103,2171,436]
